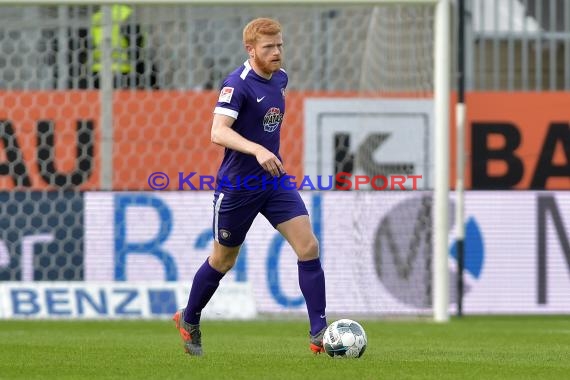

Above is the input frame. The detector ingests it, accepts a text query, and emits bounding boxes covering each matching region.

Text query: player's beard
[254,54,281,75]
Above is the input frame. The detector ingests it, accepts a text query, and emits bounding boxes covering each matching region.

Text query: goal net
[0,1,450,320]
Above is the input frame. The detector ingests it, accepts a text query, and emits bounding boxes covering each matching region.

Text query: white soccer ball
[323,319,367,358]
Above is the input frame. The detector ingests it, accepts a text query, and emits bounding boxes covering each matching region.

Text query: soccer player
[173,17,327,356]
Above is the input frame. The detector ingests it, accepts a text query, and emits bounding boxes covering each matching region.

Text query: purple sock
[183,258,225,325]
[298,258,327,336]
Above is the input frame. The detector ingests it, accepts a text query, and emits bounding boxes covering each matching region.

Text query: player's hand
[254,147,285,177]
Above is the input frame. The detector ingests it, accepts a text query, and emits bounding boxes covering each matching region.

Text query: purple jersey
[213,60,287,190]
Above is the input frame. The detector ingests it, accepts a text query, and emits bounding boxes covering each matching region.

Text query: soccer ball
[322,319,367,358]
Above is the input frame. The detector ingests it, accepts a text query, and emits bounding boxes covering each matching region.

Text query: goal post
[0,0,450,322]
[433,0,451,323]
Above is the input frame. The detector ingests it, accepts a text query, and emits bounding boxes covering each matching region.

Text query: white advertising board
[0,281,256,320]
[84,192,328,315]
[304,99,434,190]
[79,191,570,316]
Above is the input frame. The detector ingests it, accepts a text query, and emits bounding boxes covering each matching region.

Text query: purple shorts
[212,186,309,247]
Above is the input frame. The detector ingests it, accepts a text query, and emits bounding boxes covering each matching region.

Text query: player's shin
[297,258,327,335]
[184,258,226,324]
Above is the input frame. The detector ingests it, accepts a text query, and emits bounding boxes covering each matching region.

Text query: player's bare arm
[211,113,285,177]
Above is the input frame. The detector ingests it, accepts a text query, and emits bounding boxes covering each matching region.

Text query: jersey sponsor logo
[281,88,285,98]
[218,87,234,103]
[256,96,265,103]
[263,107,283,132]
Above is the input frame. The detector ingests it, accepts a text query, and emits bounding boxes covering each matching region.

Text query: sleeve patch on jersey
[218,87,234,103]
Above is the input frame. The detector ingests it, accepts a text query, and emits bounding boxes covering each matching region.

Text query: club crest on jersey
[218,87,234,103]
[263,107,283,132]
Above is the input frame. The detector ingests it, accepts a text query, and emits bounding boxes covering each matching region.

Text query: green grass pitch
[1,316,568,380]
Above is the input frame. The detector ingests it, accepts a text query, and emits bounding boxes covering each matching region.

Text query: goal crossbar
[4,0,441,5]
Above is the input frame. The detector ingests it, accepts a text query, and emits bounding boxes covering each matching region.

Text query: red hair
[243,18,282,46]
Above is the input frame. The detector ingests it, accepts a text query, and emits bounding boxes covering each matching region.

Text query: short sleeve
[213,76,246,119]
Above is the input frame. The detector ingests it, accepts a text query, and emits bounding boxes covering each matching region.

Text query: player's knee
[209,250,239,273]
[297,238,319,261]
[218,261,236,273]
[210,255,236,273]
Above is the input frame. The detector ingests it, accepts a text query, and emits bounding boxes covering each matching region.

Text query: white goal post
[1,0,451,322]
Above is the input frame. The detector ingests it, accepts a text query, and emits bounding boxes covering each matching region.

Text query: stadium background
[0,0,569,322]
